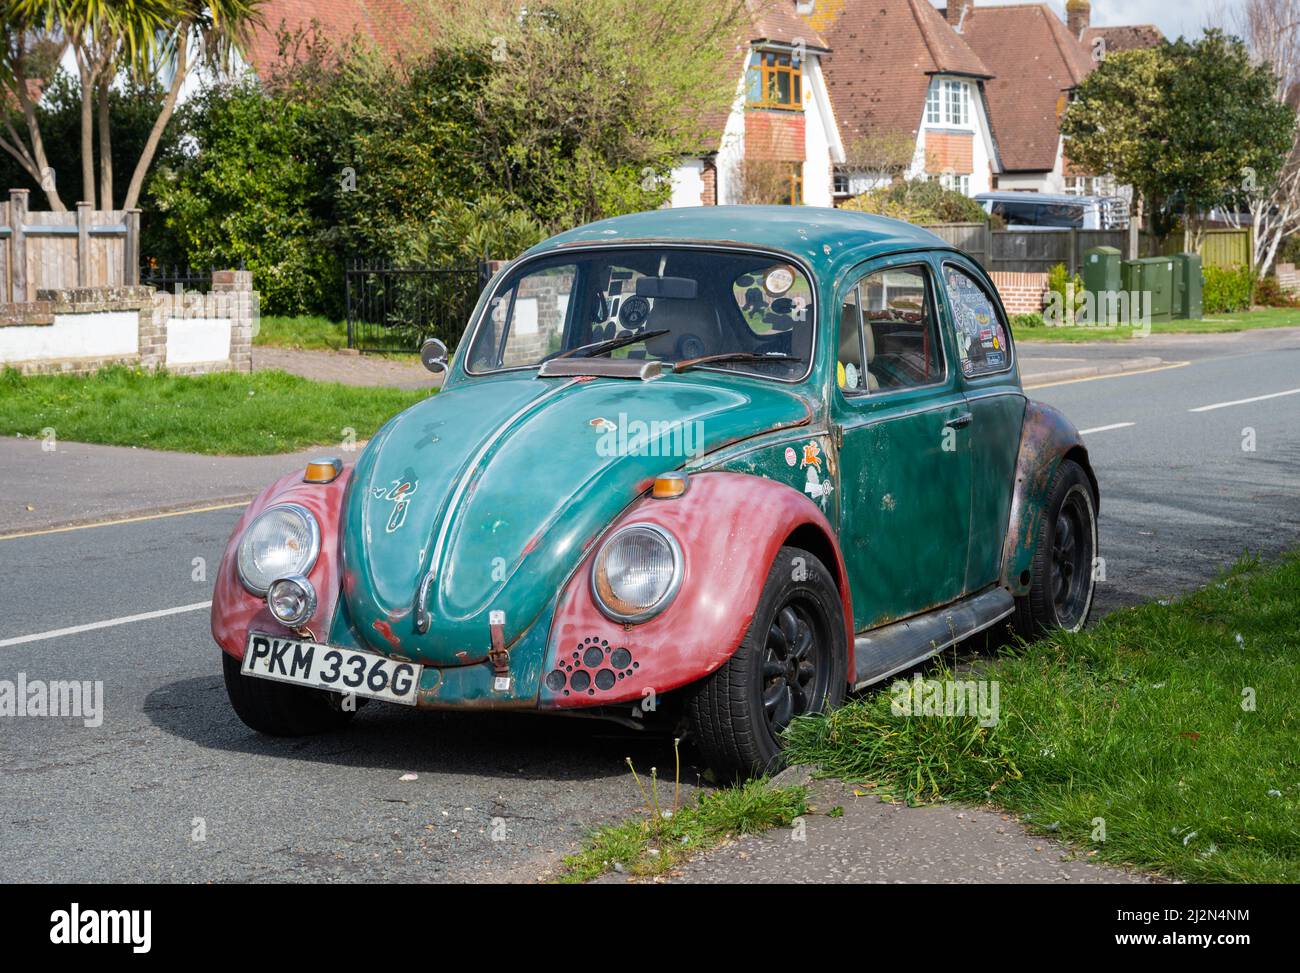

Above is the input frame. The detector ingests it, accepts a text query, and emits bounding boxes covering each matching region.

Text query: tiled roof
[240,0,424,77]
[749,0,829,50]
[960,4,1095,172]
[1080,24,1165,55]
[818,0,990,147]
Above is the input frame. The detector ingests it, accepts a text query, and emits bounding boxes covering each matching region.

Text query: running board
[852,587,1016,690]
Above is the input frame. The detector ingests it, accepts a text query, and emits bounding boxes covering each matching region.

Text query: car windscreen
[463,248,814,381]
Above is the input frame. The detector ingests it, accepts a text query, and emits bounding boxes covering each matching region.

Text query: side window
[836,285,865,393]
[943,264,1011,377]
[857,265,944,391]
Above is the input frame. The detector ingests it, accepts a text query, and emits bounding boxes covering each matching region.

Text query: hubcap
[1051,489,1094,629]
[761,600,826,734]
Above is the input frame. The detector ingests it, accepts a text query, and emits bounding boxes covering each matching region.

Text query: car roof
[975,192,1099,205]
[525,206,952,276]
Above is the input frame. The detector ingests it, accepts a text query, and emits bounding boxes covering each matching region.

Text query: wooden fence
[1145,228,1253,269]
[0,189,140,303]
[924,222,1251,274]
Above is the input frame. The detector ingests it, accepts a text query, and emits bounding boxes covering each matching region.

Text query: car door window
[942,264,1011,377]
[856,265,944,392]
[836,285,866,393]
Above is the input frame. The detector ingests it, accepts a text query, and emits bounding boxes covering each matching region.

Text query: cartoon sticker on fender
[373,469,419,533]
[798,440,832,506]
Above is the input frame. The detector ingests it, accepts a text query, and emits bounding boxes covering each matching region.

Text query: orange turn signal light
[303,456,343,484]
[652,472,688,499]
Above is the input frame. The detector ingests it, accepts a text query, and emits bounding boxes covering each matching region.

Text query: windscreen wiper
[553,329,670,360]
[671,352,802,373]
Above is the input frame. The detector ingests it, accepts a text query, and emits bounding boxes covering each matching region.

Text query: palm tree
[123,1,265,210]
[0,0,263,210]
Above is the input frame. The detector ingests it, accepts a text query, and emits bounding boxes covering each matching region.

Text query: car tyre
[222,651,356,736]
[687,546,847,781]
[1014,459,1098,638]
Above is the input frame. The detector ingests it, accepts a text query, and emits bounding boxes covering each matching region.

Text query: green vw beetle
[212,206,1099,778]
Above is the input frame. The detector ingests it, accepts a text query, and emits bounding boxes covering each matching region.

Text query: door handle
[945,412,973,429]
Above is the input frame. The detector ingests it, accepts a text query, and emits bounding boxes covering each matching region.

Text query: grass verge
[255,315,349,351]
[786,552,1300,882]
[1012,307,1300,343]
[0,366,429,455]
[557,771,807,883]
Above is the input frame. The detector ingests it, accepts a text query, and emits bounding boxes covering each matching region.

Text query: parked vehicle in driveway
[976,191,1129,230]
[212,206,1100,778]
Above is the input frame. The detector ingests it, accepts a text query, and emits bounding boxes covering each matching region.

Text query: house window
[925,84,941,124]
[747,50,803,110]
[935,171,971,196]
[926,79,970,127]
[946,80,968,126]
[833,168,849,196]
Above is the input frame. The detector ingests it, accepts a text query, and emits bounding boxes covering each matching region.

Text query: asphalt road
[1,329,1297,883]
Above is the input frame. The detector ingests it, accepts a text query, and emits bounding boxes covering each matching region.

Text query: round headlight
[267,575,317,627]
[591,524,682,623]
[236,504,320,595]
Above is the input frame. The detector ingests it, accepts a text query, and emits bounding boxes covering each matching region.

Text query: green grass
[0,366,429,455]
[785,552,1300,883]
[557,770,807,883]
[1012,307,1300,343]
[255,315,349,350]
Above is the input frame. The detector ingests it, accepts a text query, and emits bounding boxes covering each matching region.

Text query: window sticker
[945,268,1009,377]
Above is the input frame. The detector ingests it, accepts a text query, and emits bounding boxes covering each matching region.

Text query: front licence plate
[243,633,422,706]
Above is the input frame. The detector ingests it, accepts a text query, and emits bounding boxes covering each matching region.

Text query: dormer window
[747,49,803,110]
[925,78,970,127]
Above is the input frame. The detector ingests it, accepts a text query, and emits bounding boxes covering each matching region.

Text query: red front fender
[210,467,353,659]
[538,471,854,708]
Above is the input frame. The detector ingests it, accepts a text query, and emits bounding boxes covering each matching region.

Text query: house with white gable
[670,1,845,208]
[814,0,1001,200]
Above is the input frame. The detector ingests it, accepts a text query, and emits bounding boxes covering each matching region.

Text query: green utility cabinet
[1171,252,1203,320]
[1121,256,1175,323]
[1082,246,1122,324]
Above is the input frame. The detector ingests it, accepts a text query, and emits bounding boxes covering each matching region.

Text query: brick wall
[924,131,974,175]
[745,110,806,162]
[989,271,1048,315]
[0,271,256,375]
[702,162,717,206]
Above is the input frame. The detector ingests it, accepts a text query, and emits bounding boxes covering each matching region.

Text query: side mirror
[420,337,448,375]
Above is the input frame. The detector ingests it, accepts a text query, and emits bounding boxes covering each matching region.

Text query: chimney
[946,0,972,29]
[1066,0,1091,38]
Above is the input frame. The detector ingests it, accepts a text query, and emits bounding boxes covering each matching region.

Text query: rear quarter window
[942,264,1012,378]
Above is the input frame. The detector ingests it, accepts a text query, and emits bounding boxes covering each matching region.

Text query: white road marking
[0,601,212,648]
[1188,388,1300,413]
[1079,422,1136,435]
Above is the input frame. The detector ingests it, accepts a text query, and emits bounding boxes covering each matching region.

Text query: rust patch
[371,619,402,649]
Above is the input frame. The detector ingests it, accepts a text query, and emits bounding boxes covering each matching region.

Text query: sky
[928,0,1235,43]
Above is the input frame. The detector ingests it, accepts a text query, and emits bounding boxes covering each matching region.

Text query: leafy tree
[0,0,264,211]
[148,78,339,315]
[1063,30,1295,245]
[439,0,749,226]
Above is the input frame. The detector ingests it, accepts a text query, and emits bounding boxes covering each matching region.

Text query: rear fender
[538,471,853,709]
[1000,401,1099,595]
[210,467,353,659]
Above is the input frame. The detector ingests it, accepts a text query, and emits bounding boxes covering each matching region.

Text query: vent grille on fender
[545,637,637,696]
